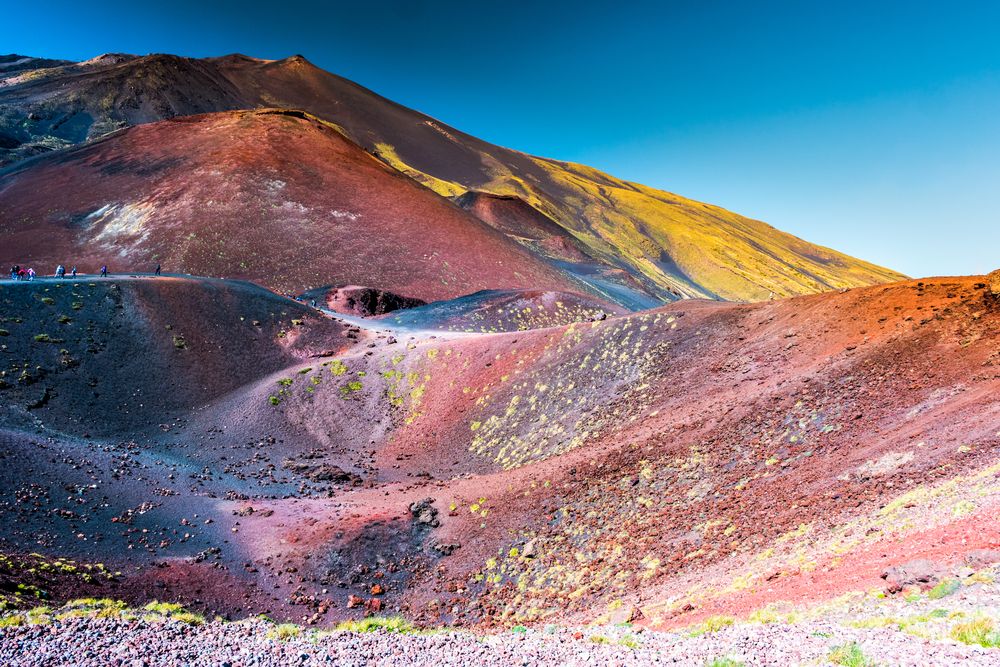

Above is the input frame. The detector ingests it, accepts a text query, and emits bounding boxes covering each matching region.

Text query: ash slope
[0,52,904,302]
[0,273,997,632]
[0,109,584,301]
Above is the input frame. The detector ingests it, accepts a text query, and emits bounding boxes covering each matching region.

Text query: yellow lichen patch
[372,143,466,197]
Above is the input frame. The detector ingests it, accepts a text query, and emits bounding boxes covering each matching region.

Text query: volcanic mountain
[0,52,904,304]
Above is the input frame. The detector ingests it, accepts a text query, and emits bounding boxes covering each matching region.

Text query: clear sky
[6,0,999,277]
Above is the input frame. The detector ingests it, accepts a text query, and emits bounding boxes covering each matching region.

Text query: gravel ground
[2,615,998,667]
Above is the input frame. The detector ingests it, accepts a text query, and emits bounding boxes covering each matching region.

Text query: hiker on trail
[27,268,35,281]
[17,268,25,281]
[55,265,65,279]
[70,266,77,277]
[155,263,161,276]
[8,266,16,280]
[100,265,108,277]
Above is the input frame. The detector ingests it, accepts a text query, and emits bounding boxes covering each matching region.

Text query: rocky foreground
[2,562,1000,665]
[3,595,999,667]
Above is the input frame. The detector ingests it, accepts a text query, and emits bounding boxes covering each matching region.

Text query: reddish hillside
[1,273,996,630]
[0,109,585,300]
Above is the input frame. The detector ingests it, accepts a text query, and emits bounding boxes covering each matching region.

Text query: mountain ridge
[0,51,906,304]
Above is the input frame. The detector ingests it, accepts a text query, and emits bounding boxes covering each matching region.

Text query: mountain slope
[0,52,906,302]
[0,109,585,299]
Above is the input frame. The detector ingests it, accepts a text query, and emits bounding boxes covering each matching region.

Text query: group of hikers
[8,263,162,280]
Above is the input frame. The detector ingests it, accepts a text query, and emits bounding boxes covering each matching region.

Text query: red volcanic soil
[0,274,997,629]
[455,192,592,263]
[0,109,585,300]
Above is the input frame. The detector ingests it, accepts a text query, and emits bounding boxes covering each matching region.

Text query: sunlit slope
[212,55,905,301]
[524,158,905,300]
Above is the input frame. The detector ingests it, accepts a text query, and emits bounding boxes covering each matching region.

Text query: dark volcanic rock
[409,498,439,528]
[283,459,361,485]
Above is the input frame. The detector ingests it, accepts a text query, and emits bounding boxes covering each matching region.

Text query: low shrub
[267,623,302,640]
[691,615,735,636]
[950,617,1000,648]
[335,616,414,633]
[829,641,870,667]
[705,658,743,667]
[928,578,961,600]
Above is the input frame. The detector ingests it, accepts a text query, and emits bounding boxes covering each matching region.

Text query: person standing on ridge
[70,266,77,278]
[155,263,161,276]
[27,268,35,281]
[100,265,108,277]
[56,264,65,279]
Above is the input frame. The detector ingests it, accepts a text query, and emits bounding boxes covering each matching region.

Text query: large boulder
[409,498,440,528]
[881,559,944,593]
[988,269,1000,297]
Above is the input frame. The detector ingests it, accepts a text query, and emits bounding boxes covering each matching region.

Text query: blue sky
[6,0,1000,277]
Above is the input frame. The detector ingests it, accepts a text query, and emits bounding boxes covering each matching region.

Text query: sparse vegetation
[950,616,1000,648]
[340,380,363,396]
[266,623,302,640]
[928,578,961,600]
[143,601,204,625]
[335,616,414,633]
[56,598,128,620]
[828,642,870,667]
[0,614,25,628]
[690,615,735,636]
[705,658,743,667]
